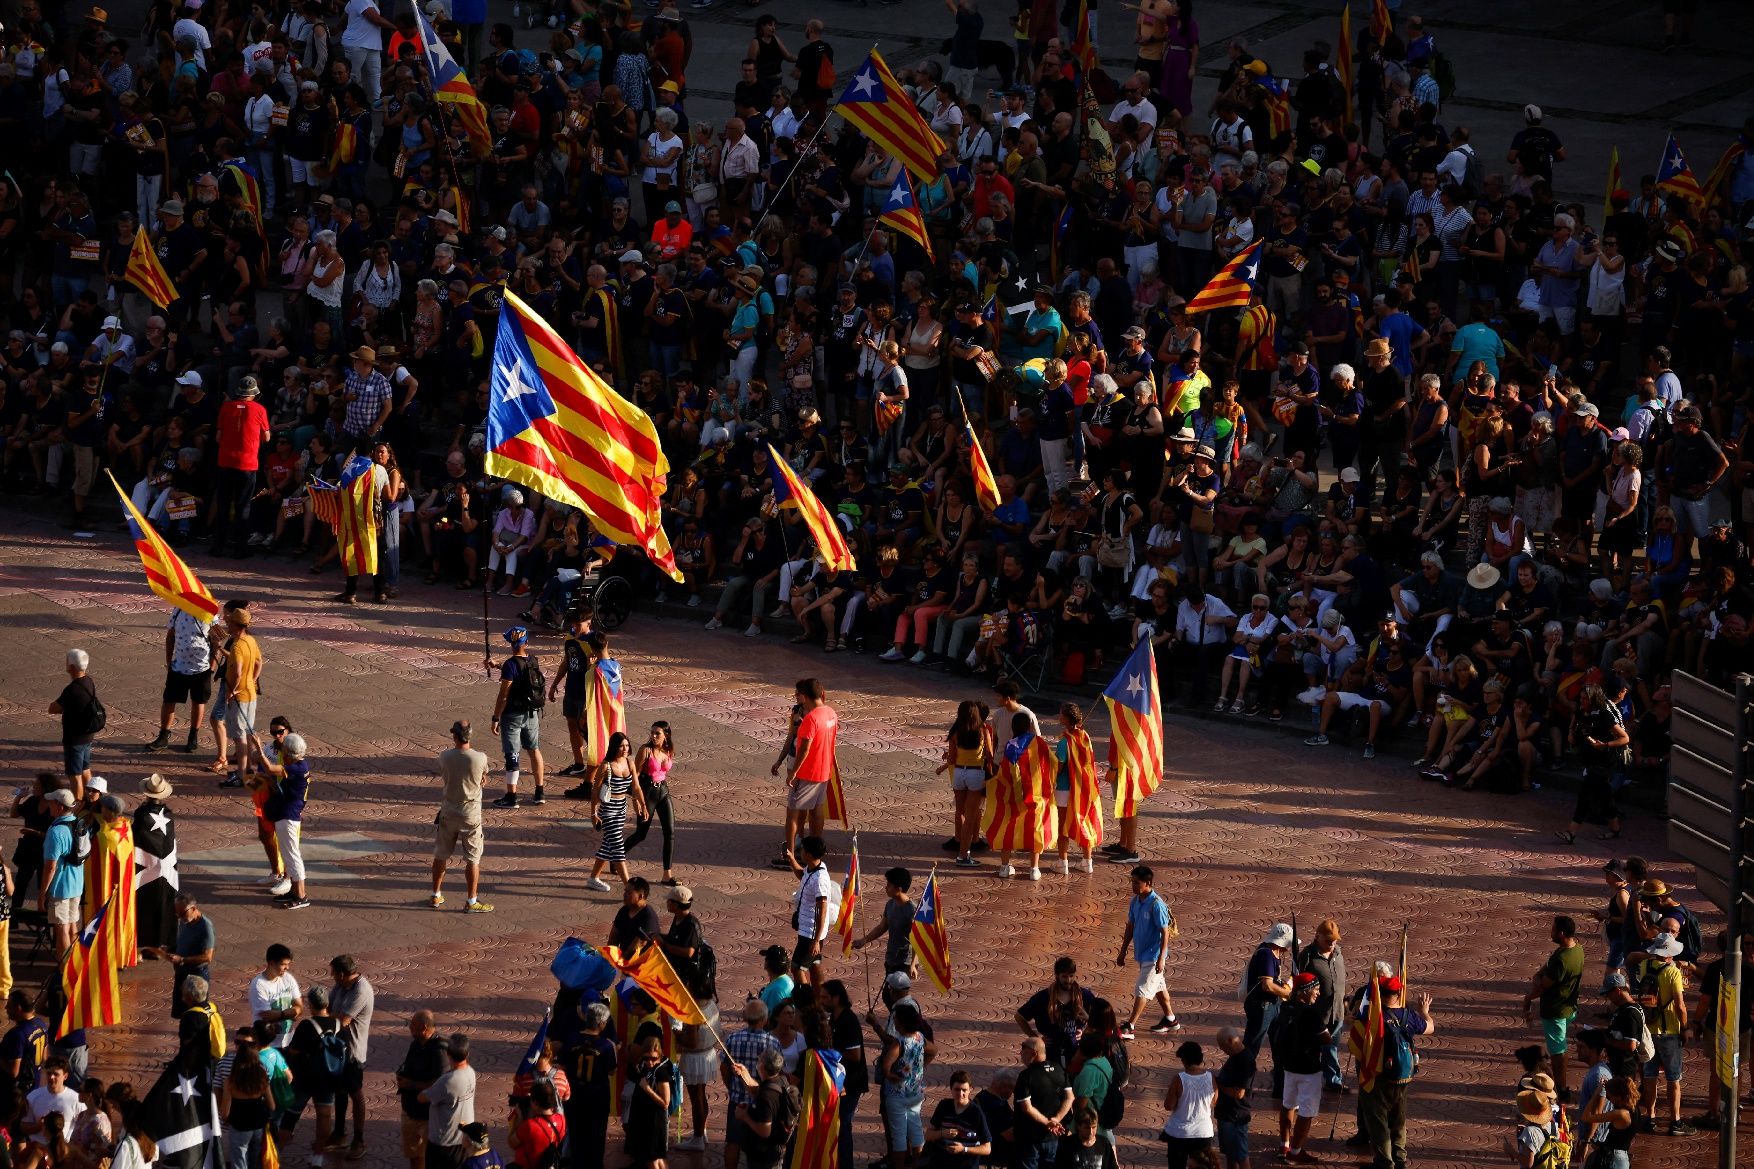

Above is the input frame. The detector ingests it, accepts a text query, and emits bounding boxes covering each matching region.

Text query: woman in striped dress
[584,732,647,892]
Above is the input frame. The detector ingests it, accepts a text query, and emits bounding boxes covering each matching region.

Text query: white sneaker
[879,647,905,662]
[768,606,789,619]
[686,595,703,608]
[704,617,724,630]
[909,650,928,664]
[268,879,293,897]
[583,877,611,892]
[1059,857,1070,876]
[995,863,1014,879]
[675,1136,707,1152]
[1028,866,1042,881]
[258,873,285,885]
[743,624,762,637]
[1082,856,1095,873]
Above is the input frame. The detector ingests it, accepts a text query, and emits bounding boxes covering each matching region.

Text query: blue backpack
[1381,1010,1419,1084]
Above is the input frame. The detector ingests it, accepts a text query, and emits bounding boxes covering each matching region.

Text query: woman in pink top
[625,722,678,885]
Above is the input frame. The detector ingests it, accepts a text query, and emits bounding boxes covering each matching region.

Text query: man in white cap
[1508,104,1565,186]
[39,789,85,953]
[1243,923,1296,1057]
[81,315,134,376]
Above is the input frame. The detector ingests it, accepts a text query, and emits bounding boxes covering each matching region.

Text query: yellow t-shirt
[1640,960,1686,1036]
[228,632,262,702]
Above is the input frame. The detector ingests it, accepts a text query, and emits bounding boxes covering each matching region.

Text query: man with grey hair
[280,984,338,1159]
[1532,212,1582,337]
[734,1048,798,1169]
[563,1001,617,1169]
[49,649,99,797]
[418,1033,476,1169]
[721,998,779,1169]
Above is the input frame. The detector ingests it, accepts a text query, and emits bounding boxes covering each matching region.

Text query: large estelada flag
[603,940,709,1025]
[125,226,178,309]
[909,871,951,992]
[83,817,138,969]
[59,894,123,1038]
[1062,727,1103,850]
[768,443,857,572]
[108,471,219,622]
[133,788,179,953]
[1187,240,1263,315]
[790,1048,846,1169]
[834,51,945,182]
[417,4,491,156]
[137,1061,222,1169]
[877,168,933,260]
[610,975,674,1106]
[1104,637,1163,818]
[489,290,679,579]
[586,656,626,763]
[1348,976,1387,1093]
[308,454,378,578]
[836,836,859,957]
[1252,74,1290,137]
[511,1008,551,1098]
[1655,132,1705,205]
[985,732,1057,854]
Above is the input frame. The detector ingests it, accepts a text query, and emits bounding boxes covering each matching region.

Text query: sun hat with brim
[1262,923,1294,948]
[1466,563,1501,591]
[1647,933,1683,958]
[1639,878,1670,898]
[141,774,173,798]
[1515,1090,1550,1124]
[1171,426,1197,442]
[1193,445,1216,462]
[351,346,377,362]
[46,790,76,808]
[666,885,694,907]
[1364,338,1391,359]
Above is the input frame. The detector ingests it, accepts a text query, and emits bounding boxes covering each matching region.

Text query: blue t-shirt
[264,759,310,822]
[1245,943,1283,1004]
[1448,322,1504,384]
[42,816,85,902]
[1378,313,1426,377]
[1128,891,1171,964]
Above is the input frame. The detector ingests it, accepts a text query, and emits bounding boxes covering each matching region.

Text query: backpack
[1631,1009,1656,1065]
[767,1078,800,1138]
[1639,401,1673,458]
[1527,1121,1571,1169]
[84,695,107,736]
[66,819,93,867]
[1380,1010,1419,1084]
[1458,145,1485,201]
[687,941,718,1002]
[527,1114,565,1169]
[813,52,836,92]
[1096,1068,1126,1130]
[189,1002,228,1060]
[313,1017,349,1087]
[1675,910,1704,965]
[510,656,547,711]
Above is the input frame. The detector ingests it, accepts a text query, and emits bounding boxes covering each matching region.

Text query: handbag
[691,182,719,205]
[974,351,1001,382]
[1095,537,1130,569]
[1190,508,1216,535]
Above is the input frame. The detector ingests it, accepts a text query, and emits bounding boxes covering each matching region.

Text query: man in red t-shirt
[212,376,272,556]
[508,1080,566,1169]
[780,678,838,867]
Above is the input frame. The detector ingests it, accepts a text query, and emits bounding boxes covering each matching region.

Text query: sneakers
[430,893,445,908]
[1028,867,1041,881]
[1081,856,1094,873]
[768,606,789,619]
[1108,850,1142,865]
[145,730,170,751]
[584,877,612,892]
[258,873,286,886]
[674,1135,707,1152]
[743,624,762,637]
[879,647,905,662]
[1667,1121,1697,1136]
[995,863,1014,879]
[563,783,591,799]
[220,772,244,788]
[269,879,293,897]
[1286,1150,1321,1164]
[704,617,724,631]
[954,855,979,867]
[1363,744,1377,759]
[465,900,495,913]
[491,793,519,808]
[1058,857,1070,876]
[909,650,929,665]
[1117,1024,1136,1041]
[558,762,586,778]
[279,897,311,910]
[940,837,961,852]
[1304,733,1330,746]
[527,789,546,806]
[1149,1016,1182,1033]
[686,594,703,607]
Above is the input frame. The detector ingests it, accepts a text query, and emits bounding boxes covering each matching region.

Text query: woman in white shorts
[937,700,993,869]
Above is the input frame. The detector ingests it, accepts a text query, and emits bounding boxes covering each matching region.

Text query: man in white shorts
[1114,865,1180,1040]
[1275,973,1328,1164]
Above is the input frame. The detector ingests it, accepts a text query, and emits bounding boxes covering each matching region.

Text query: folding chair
[999,615,1056,695]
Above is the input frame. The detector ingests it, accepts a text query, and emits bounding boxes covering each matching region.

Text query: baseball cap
[664,200,682,213]
[46,790,75,808]
[1604,971,1629,989]
[1522,103,1542,122]
[884,971,912,991]
[618,248,645,264]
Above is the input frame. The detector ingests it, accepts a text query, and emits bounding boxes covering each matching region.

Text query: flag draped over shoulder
[834,51,946,182]
[837,837,859,957]
[877,168,933,259]
[1656,133,1705,204]
[1186,241,1263,314]
[126,227,178,309]
[309,455,379,578]
[1349,976,1386,1093]
[790,1048,846,1169]
[965,423,1000,514]
[59,895,123,1038]
[1703,137,1747,206]
[604,940,709,1025]
[984,733,1058,854]
[488,290,679,579]
[83,817,138,969]
[768,443,857,572]
[108,471,219,622]
[909,872,952,992]
[511,1009,552,1097]
[417,6,491,156]
[1104,638,1163,818]
[133,793,179,952]
[137,1061,222,1169]
[586,656,626,762]
[1062,728,1103,849]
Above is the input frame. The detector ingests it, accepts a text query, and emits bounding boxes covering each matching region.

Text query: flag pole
[1398,921,1408,988]
[482,570,492,677]
[749,43,877,241]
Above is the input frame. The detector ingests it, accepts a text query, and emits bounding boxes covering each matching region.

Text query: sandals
[823,638,839,653]
[1595,828,1622,840]
[789,633,811,644]
[1554,830,1576,845]
[425,572,441,585]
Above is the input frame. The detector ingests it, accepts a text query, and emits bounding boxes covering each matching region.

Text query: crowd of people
[3,0,1754,1167]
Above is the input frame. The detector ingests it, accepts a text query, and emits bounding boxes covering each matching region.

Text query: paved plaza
[0,509,1733,1168]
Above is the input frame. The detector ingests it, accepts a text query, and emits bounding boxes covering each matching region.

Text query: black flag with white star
[137,1060,221,1169]
[133,793,179,952]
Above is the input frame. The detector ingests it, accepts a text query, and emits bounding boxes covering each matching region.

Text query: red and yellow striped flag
[59,894,123,1038]
[790,1050,847,1169]
[586,657,626,765]
[833,51,946,182]
[125,226,179,309]
[825,761,849,830]
[984,732,1058,855]
[1604,145,1622,226]
[309,455,379,578]
[836,836,859,957]
[1062,727,1103,850]
[909,871,952,992]
[487,290,678,580]
[1349,975,1387,1092]
[768,443,857,572]
[1070,0,1096,76]
[966,422,1000,515]
[1104,637,1163,818]
[604,940,709,1026]
[876,168,934,260]
[1370,0,1391,41]
[82,818,137,969]
[1337,4,1354,126]
[107,471,219,623]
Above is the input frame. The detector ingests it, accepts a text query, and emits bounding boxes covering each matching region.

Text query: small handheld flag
[910,870,953,992]
[1186,241,1263,315]
[108,471,219,623]
[1655,133,1705,205]
[125,227,179,309]
[965,423,1001,515]
[1604,145,1622,226]
[417,4,491,156]
[877,168,934,260]
[1337,5,1355,126]
[834,51,947,182]
[837,836,860,957]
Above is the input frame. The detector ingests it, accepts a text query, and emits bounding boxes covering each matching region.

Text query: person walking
[489,626,547,808]
[786,835,839,991]
[433,720,492,913]
[221,1043,275,1169]
[623,721,678,885]
[146,609,218,753]
[219,608,264,786]
[851,867,918,979]
[582,732,646,894]
[252,731,311,910]
[1115,865,1180,1040]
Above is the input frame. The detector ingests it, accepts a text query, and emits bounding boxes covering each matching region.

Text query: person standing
[1012,1035,1072,1169]
[1271,974,1328,1164]
[1355,977,1436,1169]
[559,1002,615,1169]
[330,955,377,1160]
[780,679,837,868]
[823,981,868,1169]
[433,720,492,913]
[38,789,84,954]
[553,609,595,789]
[787,835,839,990]
[395,1012,445,1169]
[340,0,392,109]
[851,867,917,979]
[221,608,264,784]
[146,609,218,753]
[1115,865,1180,1040]
[1242,924,1295,1057]
[1161,1041,1216,1169]
[248,944,302,1050]
[49,649,100,799]
[212,377,272,558]
[488,626,547,809]
[1632,932,1691,1136]
[143,893,214,1021]
[1296,919,1347,1091]
[252,731,311,910]
[1521,915,1584,1107]
[417,1034,476,1169]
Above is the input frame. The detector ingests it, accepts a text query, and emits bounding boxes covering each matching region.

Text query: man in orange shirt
[780,678,837,868]
[649,202,694,262]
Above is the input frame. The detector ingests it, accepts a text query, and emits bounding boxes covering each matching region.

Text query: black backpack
[1096,1070,1126,1129]
[511,656,547,711]
[84,696,107,736]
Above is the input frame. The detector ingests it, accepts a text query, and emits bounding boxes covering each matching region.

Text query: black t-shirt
[608,903,662,949]
[1606,1002,1646,1078]
[1213,1049,1255,1125]
[1012,1060,1070,1140]
[58,676,98,745]
[1271,1001,1330,1075]
[831,1008,867,1096]
[929,1099,992,1169]
[397,1034,446,1119]
[745,1076,801,1159]
[974,1089,1015,1165]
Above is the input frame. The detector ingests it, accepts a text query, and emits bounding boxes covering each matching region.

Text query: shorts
[500,709,540,769]
[1134,962,1166,1000]
[1218,1117,1250,1161]
[563,692,585,720]
[1281,1070,1322,1118]
[883,1091,925,1153]
[63,742,92,776]
[786,779,827,811]
[1643,1032,1683,1081]
[434,813,484,865]
[400,1115,427,1161]
[163,669,214,705]
[72,445,98,497]
[1542,1015,1571,1055]
[47,897,80,926]
[725,1112,752,1146]
[210,690,228,723]
[792,935,824,969]
[225,698,258,740]
[952,766,987,793]
[281,1088,336,1130]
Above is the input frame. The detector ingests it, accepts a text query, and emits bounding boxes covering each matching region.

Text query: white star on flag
[1125,673,1145,698]
[136,842,180,892]
[498,360,539,402]
[850,68,878,99]
[148,808,171,835]
[173,1075,199,1105]
[887,186,907,208]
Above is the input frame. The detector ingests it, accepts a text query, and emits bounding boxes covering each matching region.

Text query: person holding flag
[852,866,919,980]
[985,712,1057,882]
[1053,704,1102,876]
[1351,973,1437,1169]
[785,835,840,990]
[1101,636,1163,867]
[779,679,839,870]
